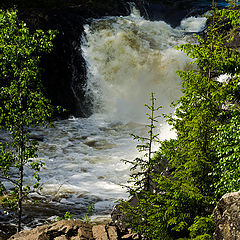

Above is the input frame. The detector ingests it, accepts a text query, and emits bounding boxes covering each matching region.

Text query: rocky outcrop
[8,220,141,240]
[213,191,240,240]
[9,220,93,240]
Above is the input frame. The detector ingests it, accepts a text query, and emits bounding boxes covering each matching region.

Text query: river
[1,0,225,230]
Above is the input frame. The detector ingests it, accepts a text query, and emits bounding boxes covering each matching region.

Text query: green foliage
[121,3,240,240]
[212,109,240,198]
[81,202,95,222]
[188,216,215,240]
[123,92,162,194]
[0,9,57,231]
[121,193,172,240]
[57,211,74,221]
[55,202,96,224]
[226,0,239,7]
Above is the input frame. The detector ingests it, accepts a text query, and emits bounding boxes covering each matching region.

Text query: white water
[24,9,206,222]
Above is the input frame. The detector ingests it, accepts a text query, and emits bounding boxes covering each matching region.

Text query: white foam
[20,8,206,219]
[81,10,195,123]
[180,16,207,32]
[216,74,231,83]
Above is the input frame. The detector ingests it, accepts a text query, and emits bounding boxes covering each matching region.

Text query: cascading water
[81,7,199,122]
[1,6,207,226]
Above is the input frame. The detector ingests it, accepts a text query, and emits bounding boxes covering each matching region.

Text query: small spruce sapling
[123,92,162,195]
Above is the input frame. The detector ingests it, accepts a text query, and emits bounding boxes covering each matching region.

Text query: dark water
[148,0,227,26]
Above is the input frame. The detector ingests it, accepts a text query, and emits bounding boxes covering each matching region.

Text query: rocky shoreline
[8,219,141,240]
[5,191,240,240]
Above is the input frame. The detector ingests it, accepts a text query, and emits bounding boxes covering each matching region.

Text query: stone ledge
[8,220,140,240]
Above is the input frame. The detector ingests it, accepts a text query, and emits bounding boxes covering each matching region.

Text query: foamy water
[2,8,207,224]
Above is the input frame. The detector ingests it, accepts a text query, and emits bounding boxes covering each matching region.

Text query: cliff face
[18,0,148,117]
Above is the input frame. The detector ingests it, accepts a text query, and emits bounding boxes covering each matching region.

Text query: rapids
[1,5,208,227]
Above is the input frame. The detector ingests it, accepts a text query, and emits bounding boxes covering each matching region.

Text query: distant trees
[121,3,240,239]
[0,9,57,231]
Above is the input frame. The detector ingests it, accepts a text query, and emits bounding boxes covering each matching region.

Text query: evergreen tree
[123,92,162,194]
[121,2,240,239]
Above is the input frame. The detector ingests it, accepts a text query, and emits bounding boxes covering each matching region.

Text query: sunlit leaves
[212,110,240,198]
[0,9,56,231]
[121,3,240,240]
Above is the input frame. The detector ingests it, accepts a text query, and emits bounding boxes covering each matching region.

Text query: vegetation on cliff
[121,1,240,239]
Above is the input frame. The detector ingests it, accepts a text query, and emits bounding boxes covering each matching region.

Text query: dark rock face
[213,191,240,240]
[147,0,216,27]
[19,8,86,117]
[18,0,148,117]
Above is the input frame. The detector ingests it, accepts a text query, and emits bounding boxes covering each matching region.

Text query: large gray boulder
[213,191,240,240]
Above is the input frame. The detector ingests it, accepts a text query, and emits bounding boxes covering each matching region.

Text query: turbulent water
[2,6,208,227]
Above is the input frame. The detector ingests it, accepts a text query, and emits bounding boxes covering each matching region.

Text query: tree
[121,2,240,239]
[123,92,162,194]
[212,109,240,198]
[0,9,57,232]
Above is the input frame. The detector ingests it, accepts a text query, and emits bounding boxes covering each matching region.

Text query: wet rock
[147,0,213,27]
[213,191,240,240]
[29,134,45,142]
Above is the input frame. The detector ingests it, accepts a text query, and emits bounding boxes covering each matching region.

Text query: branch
[0,175,19,186]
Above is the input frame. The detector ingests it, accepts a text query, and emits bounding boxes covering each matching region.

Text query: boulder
[92,225,109,240]
[213,191,240,240]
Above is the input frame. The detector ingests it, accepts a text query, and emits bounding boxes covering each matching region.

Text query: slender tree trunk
[18,163,23,232]
[147,93,154,192]
[17,122,24,232]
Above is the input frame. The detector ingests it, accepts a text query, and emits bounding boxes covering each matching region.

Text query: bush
[212,110,240,198]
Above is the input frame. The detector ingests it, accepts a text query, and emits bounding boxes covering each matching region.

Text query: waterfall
[81,7,204,123]
[2,6,207,225]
